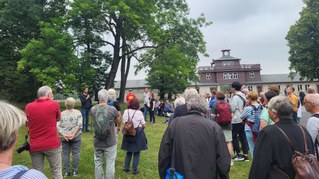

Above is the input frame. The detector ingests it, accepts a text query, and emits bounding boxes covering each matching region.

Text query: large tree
[18,21,79,93]
[0,0,67,101]
[286,0,319,81]
[67,0,111,96]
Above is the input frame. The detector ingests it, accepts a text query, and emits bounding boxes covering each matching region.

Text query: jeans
[124,152,140,172]
[81,109,90,131]
[245,124,255,158]
[61,134,82,173]
[143,105,148,121]
[30,147,62,179]
[149,110,155,123]
[94,145,117,179]
[232,123,249,155]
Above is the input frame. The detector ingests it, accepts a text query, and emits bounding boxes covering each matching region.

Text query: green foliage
[286,0,319,81]
[67,0,111,93]
[18,21,79,93]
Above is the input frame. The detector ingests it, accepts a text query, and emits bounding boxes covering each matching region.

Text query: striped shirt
[0,165,47,179]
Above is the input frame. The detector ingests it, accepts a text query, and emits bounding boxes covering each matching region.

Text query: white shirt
[123,109,146,128]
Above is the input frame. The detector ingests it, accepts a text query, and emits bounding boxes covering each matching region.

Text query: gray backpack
[94,105,111,139]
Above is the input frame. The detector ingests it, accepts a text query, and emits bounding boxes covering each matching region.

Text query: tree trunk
[119,37,127,102]
[105,28,121,89]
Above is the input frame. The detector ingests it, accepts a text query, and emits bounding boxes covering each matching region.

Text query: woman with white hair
[58,97,82,177]
[0,101,47,178]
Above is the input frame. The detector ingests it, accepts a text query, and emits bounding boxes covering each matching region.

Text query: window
[305,84,310,91]
[248,86,253,91]
[249,72,255,78]
[297,85,302,91]
[223,72,238,80]
[206,73,211,80]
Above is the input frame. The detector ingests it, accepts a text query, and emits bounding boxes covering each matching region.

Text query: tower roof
[214,49,240,61]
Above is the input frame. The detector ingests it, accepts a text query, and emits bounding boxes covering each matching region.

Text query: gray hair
[98,89,109,102]
[184,88,208,114]
[0,101,26,152]
[174,97,185,107]
[307,87,316,94]
[37,86,52,98]
[305,94,319,106]
[65,97,75,110]
[107,88,117,100]
[268,96,294,118]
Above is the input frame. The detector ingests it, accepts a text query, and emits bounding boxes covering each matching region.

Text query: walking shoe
[230,159,234,166]
[232,154,244,161]
[64,172,70,177]
[243,155,250,162]
[132,170,139,175]
[73,171,78,176]
[123,169,130,173]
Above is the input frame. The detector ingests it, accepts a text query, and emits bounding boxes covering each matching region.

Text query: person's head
[82,88,88,94]
[304,94,319,113]
[144,88,148,93]
[184,88,207,114]
[211,90,216,97]
[268,96,294,122]
[149,92,154,99]
[37,86,53,99]
[268,85,280,95]
[287,86,295,94]
[98,89,109,103]
[165,100,170,104]
[241,86,249,95]
[129,89,133,93]
[247,91,258,102]
[216,91,225,101]
[128,98,140,110]
[205,92,211,98]
[231,82,242,92]
[0,101,26,153]
[307,87,316,94]
[108,88,117,100]
[65,97,75,110]
[174,97,185,107]
[264,91,277,104]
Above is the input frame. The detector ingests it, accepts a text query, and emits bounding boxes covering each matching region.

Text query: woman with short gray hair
[0,101,47,178]
[57,97,82,177]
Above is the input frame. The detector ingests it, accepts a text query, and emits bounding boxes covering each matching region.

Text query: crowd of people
[0,82,319,179]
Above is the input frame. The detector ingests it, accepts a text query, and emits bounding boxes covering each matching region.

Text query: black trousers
[232,123,249,155]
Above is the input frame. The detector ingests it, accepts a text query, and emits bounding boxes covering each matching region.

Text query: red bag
[215,101,232,125]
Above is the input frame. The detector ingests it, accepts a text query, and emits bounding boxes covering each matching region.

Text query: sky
[115,0,304,80]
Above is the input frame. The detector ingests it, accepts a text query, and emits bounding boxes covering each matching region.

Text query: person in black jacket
[158,88,231,179]
[79,87,92,132]
[249,96,314,179]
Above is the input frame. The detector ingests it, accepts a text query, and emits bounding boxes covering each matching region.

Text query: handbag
[165,118,184,179]
[123,110,137,136]
[274,124,319,179]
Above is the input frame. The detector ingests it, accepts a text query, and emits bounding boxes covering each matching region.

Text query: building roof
[245,73,309,84]
[114,79,150,89]
[214,49,240,61]
[114,73,311,90]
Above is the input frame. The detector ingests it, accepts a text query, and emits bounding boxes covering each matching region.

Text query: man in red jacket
[126,89,137,106]
[25,86,62,179]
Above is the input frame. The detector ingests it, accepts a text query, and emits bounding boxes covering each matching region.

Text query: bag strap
[13,170,28,179]
[274,124,308,153]
[235,94,246,109]
[127,109,137,122]
[273,125,295,151]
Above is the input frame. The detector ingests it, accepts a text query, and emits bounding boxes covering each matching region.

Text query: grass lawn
[13,102,251,179]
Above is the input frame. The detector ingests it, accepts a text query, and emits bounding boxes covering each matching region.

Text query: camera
[16,135,30,154]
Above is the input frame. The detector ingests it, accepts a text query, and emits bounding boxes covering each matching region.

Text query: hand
[63,134,69,141]
[211,114,217,118]
[68,134,75,141]
[86,95,90,99]
[116,127,120,134]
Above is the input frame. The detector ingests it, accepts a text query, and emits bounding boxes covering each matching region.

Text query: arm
[306,117,319,143]
[249,130,273,179]
[158,127,172,179]
[215,127,231,179]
